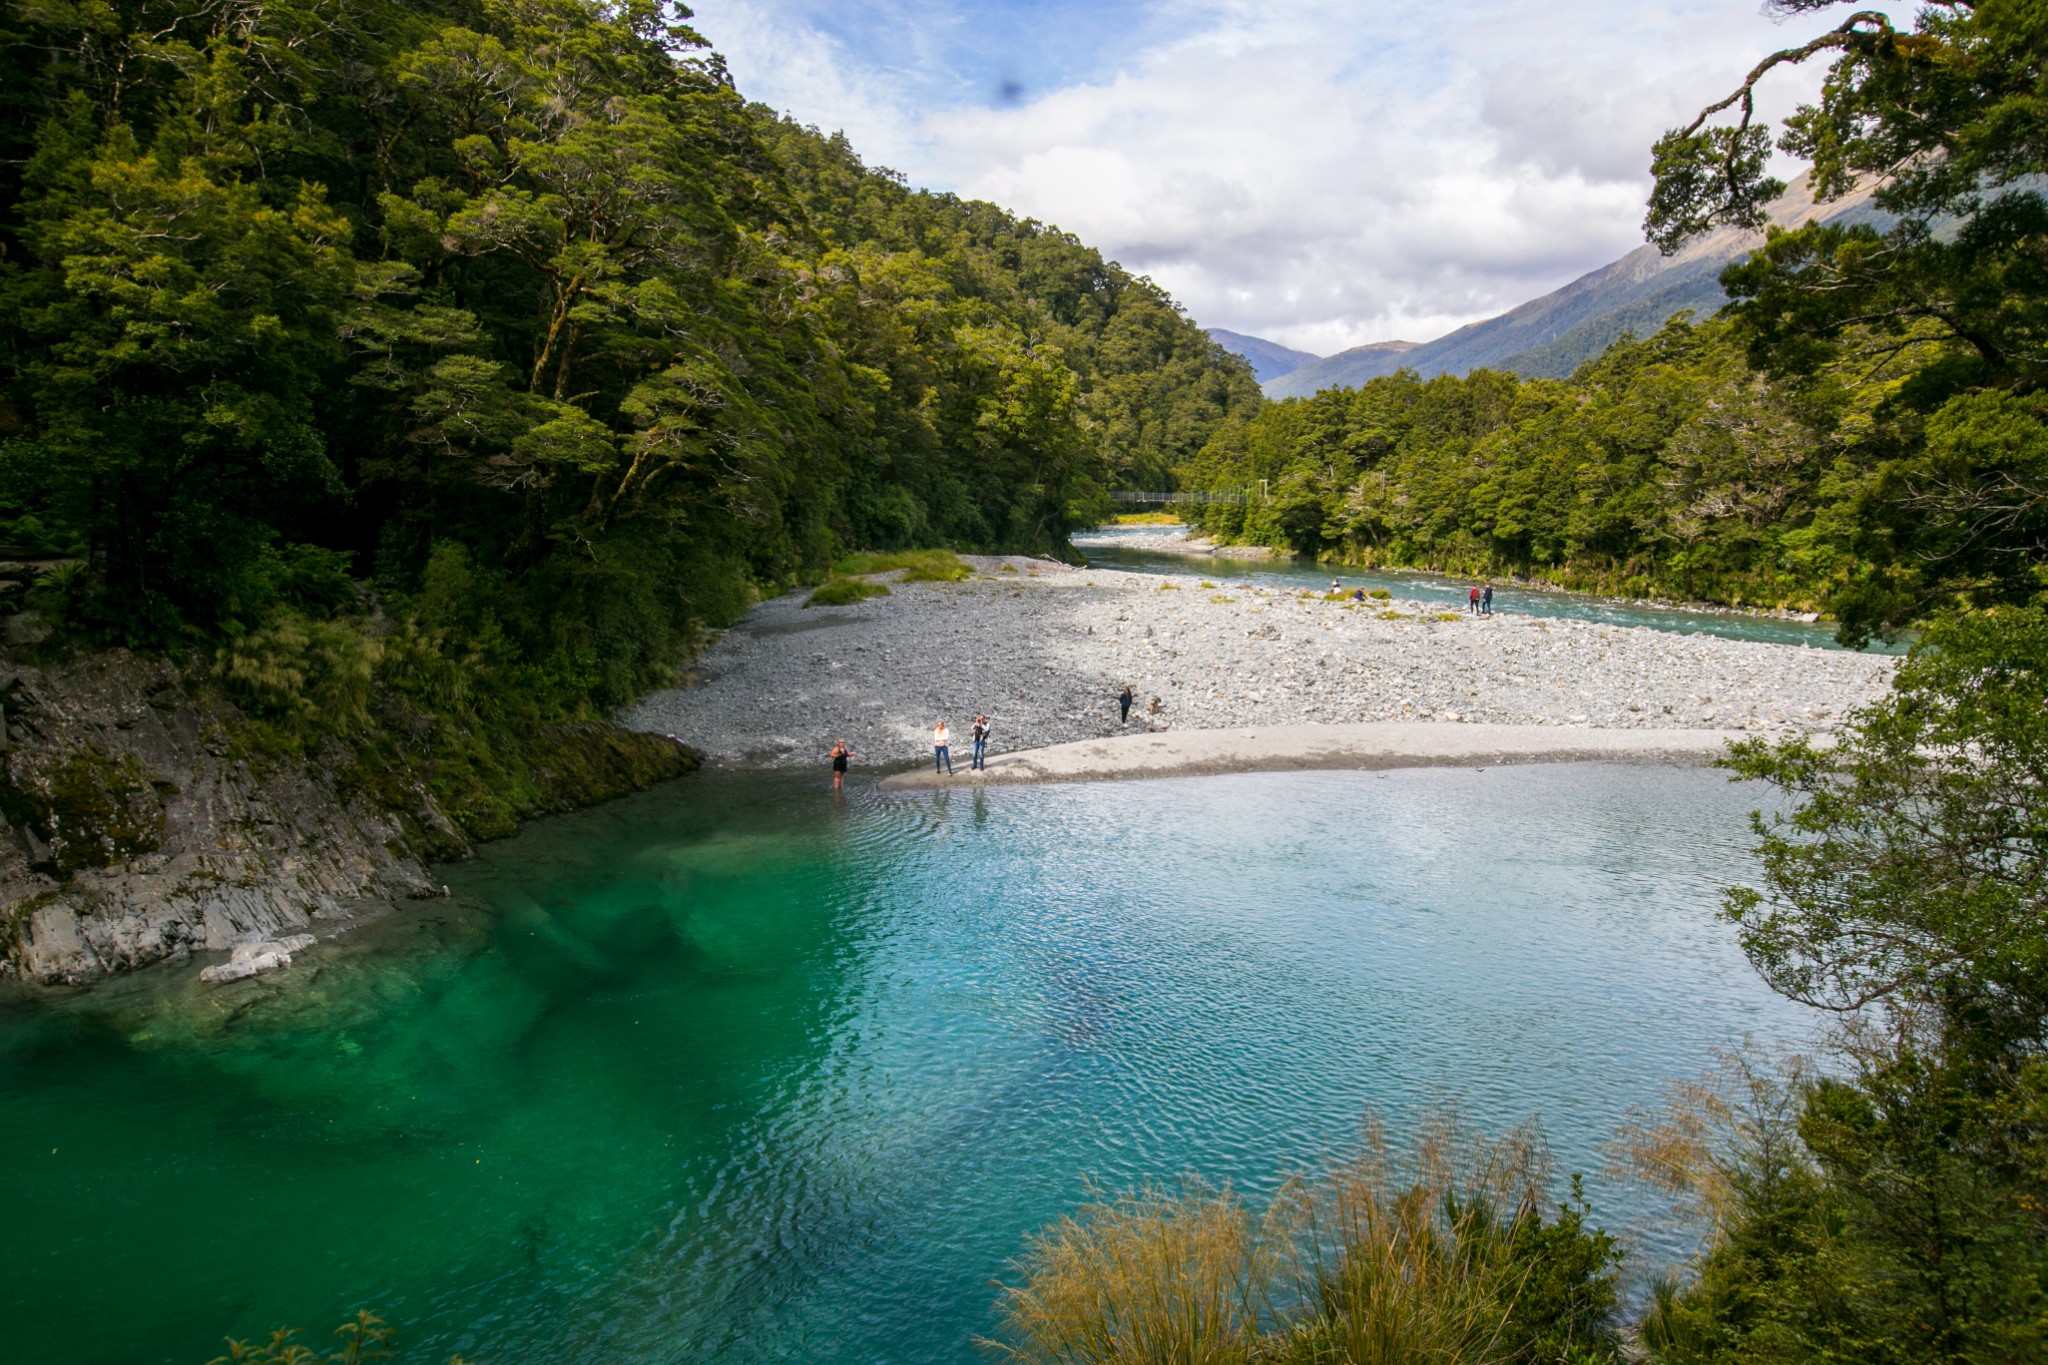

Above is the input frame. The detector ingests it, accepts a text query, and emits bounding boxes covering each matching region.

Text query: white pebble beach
[621,556,1897,780]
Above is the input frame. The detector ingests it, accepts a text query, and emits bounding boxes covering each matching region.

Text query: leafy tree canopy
[1646,0,2048,640]
[0,0,1257,672]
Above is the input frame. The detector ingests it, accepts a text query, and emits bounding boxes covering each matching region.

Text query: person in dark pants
[971,714,990,769]
[1467,585,1481,614]
[830,738,855,790]
[1118,684,1134,726]
[1481,584,1494,615]
[933,719,953,775]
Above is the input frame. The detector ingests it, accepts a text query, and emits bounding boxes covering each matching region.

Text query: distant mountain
[1264,173,1885,399]
[1207,329,1324,384]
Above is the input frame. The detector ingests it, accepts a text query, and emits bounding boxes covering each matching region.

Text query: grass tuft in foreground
[988,1113,1620,1365]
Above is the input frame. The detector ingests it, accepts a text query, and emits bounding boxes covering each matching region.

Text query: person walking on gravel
[830,739,855,791]
[971,714,990,770]
[1468,585,1481,615]
[1482,583,1494,616]
[933,719,953,775]
[1118,684,1135,726]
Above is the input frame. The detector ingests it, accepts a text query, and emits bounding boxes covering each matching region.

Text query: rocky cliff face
[0,648,696,985]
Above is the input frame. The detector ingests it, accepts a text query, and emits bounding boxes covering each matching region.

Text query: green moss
[806,579,891,607]
[831,549,972,582]
[1,743,165,875]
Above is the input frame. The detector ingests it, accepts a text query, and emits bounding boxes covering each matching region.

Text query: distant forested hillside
[1207,328,1322,384]
[1188,318,1853,611]
[0,0,1256,688]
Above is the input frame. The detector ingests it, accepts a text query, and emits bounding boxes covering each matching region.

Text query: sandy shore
[877,722,1750,790]
[621,559,1894,776]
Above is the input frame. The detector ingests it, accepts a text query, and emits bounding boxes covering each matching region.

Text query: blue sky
[688,1,1918,354]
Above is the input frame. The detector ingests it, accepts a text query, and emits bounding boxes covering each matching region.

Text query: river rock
[624,562,1897,770]
[198,933,319,984]
[0,650,444,985]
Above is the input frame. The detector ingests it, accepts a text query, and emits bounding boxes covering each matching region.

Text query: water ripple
[1,763,1809,1365]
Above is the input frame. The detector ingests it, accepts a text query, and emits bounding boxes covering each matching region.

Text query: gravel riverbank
[621,559,1896,770]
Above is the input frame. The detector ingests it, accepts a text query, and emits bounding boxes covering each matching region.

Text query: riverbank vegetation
[0,0,1253,835]
[1180,0,2044,649]
[991,1117,1621,1365]
[1180,317,1859,617]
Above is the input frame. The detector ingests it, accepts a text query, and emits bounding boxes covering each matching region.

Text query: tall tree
[1646,0,2048,641]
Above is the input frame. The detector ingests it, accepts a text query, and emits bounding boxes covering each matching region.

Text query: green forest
[7,3,2048,1364]
[0,0,1255,703]
[1180,1,2047,649]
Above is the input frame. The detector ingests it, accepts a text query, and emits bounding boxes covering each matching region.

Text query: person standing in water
[1118,684,1135,726]
[971,714,990,770]
[933,719,953,775]
[829,739,855,791]
[1481,583,1494,615]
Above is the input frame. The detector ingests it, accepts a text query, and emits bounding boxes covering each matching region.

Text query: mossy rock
[1,742,165,875]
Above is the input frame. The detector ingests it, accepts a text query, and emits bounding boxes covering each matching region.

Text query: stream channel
[2,762,1812,1364]
[1075,525,1905,652]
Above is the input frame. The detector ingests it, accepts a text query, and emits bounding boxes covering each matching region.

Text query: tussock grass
[1436,612,1464,622]
[1111,512,1186,526]
[991,1114,1616,1365]
[992,1179,1276,1365]
[832,549,971,582]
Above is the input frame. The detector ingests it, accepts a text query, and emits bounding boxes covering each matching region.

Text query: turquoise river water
[1074,525,1909,652]
[2,763,1812,1364]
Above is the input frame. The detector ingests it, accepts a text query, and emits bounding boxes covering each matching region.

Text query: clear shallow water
[1,765,1811,1365]
[1076,526,1904,653]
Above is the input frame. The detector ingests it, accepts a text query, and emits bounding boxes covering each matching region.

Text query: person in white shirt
[932,719,953,775]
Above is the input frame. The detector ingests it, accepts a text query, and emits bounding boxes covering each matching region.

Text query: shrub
[214,612,383,727]
[990,1114,1621,1365]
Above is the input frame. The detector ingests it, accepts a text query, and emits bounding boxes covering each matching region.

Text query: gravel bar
[620,558,1896,773]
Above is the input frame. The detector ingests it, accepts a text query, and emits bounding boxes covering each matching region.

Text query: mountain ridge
[1207,328,1324,383]
[1266,173,1883,397]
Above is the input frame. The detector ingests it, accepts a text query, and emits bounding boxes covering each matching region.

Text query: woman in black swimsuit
[830,739,855,790]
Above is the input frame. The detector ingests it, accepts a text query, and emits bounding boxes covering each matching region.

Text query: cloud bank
[690,1,1914,353]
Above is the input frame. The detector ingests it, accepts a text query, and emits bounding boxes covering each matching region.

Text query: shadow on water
[2,764,1809,1364]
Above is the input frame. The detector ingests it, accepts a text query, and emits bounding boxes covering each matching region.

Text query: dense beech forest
[0,0,1256,697]
[1182,1,2046,648]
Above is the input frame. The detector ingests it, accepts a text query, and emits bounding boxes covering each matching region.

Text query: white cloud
[691,1,1919,353]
